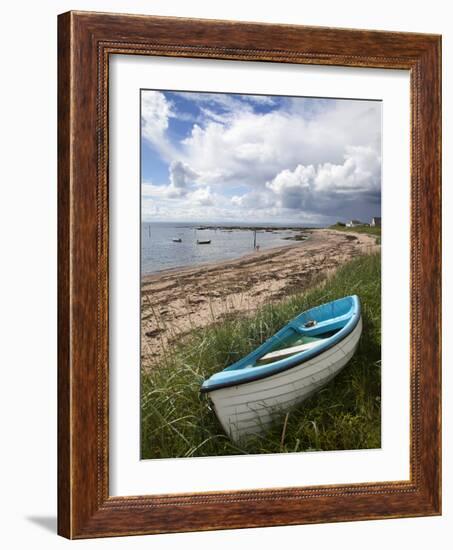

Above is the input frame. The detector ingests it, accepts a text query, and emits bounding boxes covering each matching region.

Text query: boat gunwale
[212,331,360,406]
[200,296,361,393]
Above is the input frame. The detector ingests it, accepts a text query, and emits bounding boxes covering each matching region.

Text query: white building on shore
[346,220,363,228]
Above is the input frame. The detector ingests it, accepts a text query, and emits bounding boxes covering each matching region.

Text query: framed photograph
[58,11,441,538]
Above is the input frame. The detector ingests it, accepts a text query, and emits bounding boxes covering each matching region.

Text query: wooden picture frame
[58,11,441,539]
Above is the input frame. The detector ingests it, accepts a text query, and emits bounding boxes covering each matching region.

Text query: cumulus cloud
[231,190,273,210]
[226,146,380,220]
[142,91,172,140]
[191,186,214,206]
[141,161,200,201]
[141,90,381,222]
[266,164,315,209]
[262,146,381,218]
[268,145,379,197]
[165,161,199,197]
[180,101,380,190]
[142,184,223,220]
[141,91,178,161]
[142,163,215,213]
[315,146,381,194]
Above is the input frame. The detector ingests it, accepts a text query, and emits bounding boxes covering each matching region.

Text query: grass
[329,223,381,244]
[141,251,381,459]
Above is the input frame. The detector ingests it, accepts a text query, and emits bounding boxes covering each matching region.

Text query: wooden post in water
[253,229,257,249]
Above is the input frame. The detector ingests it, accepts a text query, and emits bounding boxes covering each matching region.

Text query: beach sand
[141,229,378,369]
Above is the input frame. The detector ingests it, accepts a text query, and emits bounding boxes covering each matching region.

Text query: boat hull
[207,317,362,443]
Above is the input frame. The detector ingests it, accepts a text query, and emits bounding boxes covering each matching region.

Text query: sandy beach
[141,229,378,368]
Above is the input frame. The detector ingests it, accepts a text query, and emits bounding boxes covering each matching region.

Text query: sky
[141,90,381,225]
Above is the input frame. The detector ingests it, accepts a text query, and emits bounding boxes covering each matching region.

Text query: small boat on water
[200,295,362,442]
[172,237,182,242]
[197,239,211,244]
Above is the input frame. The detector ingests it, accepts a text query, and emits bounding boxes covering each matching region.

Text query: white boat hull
[208,317,362,443]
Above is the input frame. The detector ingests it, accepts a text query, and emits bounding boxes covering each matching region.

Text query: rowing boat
[200,295,362,442]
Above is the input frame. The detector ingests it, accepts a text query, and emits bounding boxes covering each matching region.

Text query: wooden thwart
[256,340,321,365]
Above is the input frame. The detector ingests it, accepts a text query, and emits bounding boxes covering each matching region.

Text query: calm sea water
[141,222,308,275]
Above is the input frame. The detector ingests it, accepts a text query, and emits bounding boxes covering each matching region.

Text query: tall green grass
[141,251,381,459]
[330,223,381,244]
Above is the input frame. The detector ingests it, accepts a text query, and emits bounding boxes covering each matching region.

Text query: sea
[141,222,311,275]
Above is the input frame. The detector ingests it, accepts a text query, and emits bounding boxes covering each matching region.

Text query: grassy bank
[141,251,381,459]
[330,223,381,243]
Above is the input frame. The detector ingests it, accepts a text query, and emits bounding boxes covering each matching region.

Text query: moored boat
[200,295,362,442]
[197,239,211,244]
[172,237,182,242]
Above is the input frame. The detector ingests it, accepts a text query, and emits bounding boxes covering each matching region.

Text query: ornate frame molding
[58,11,441,538]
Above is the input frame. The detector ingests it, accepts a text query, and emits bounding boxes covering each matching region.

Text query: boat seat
[292,313,351,335]
[256,339,321,365]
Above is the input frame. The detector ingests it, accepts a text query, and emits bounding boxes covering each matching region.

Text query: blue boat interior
[200,295,361,393]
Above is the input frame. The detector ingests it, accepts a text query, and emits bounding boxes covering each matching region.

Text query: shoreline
[141,229,379,369]
[141,239,310,282]
[141,227,310,279]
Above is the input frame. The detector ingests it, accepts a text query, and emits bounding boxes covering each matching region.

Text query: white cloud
[166,161,199,197]
[142,186,226,221]
[263,145,381,216]
[231,190,274,210]
[141,91,178,161]
[266,164,315,209]
[191,186,214,206]
[180,101,380,190]
[142,91,172,140]
[142,92,381,222]
[315,145,381,195]
[141,161,199,199]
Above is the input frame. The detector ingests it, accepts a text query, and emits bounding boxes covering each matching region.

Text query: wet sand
[141,229,378,369]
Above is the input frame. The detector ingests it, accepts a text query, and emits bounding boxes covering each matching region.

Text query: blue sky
[141,90,381,224]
